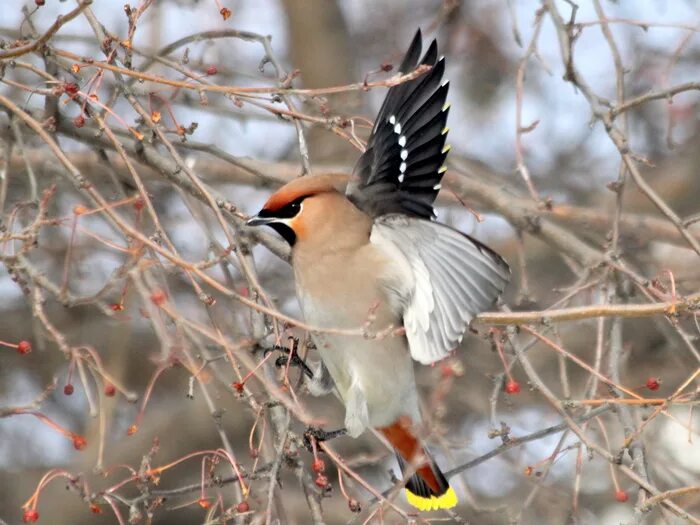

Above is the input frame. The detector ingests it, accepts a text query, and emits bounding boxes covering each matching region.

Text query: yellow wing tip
[406,487,458,512]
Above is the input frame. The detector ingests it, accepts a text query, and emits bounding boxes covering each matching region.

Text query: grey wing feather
[371,215,510,364]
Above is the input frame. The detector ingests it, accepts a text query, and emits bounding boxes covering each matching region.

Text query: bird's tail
[379,418,458,512]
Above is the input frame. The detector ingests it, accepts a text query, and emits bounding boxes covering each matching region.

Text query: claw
[302,426,347,453]
[265,339,314,379]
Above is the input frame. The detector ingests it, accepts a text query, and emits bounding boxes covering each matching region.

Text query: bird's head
[247,173,350,246]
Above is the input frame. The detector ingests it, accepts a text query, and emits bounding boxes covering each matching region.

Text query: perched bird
[248,30,510,511]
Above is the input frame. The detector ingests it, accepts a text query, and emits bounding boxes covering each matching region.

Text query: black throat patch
[268,222,296,246]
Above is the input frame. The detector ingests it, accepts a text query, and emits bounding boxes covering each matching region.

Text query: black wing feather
[392,58,445,128]
[347,29,450,219]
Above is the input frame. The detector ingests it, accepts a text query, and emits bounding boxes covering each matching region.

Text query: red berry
[127,424,138,436]
[64,384,74,396]
[104,383,116,397]
[89,503,101,514]
[232,381,244,393]
[23,509,39,523]
[110,303,123,311]
[35,0,46,5]
[312,458,325,473]
[73,115,85,128]
[150,289,166,306]
[72,435,87,450]
[314,473,328,488]
[615,489,628,502]
[646,377,660,391]
[197,498,211,509]
[133,197,145,211]
[64,82,79,95]
[220,7,231,20]
[206,65,218,76]
[17,340,32,354]
[236,501,249,513]
[505,380,521,394]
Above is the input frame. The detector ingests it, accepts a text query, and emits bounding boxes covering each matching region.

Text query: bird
[247,29,510,512]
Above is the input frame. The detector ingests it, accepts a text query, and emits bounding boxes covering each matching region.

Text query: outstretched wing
[371,215,510,365]
[347,29,450,219]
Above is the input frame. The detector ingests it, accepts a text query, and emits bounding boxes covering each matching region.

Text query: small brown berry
[73,115,85,128]
[348,498,361,513]
[127,424,138,436]
[505,380,521,394]
[200,293,216,306]
[35,0,45,5]
[220,7,231,20]
[64,384,74,396]
[615,489,628,502]
[236,501,250,513]
[17,340,32,354]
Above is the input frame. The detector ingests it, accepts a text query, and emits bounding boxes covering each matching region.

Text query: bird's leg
[303,426,347,452]
[262,337,314,379]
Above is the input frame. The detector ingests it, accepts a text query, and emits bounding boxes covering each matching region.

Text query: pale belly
[292,241,421,434]
[298,287,420,432]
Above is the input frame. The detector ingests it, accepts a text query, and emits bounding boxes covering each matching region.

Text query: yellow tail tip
[405,486,458,511]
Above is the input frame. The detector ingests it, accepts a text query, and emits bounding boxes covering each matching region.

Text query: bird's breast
[293,243,403,330]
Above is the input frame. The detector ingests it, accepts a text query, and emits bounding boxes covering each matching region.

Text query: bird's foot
[302,426,347,453]
[263,338,313,379]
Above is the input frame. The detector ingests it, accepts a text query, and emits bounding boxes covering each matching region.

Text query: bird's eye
[276,199,303,219]
[285,202,300,215]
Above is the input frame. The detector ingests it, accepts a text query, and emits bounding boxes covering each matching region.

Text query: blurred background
[1,1,700,524]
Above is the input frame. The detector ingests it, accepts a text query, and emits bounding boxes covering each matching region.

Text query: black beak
[246,215,277,227]
[246,211,297,246]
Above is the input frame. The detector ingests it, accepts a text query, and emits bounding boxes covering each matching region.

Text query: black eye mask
[268,223,297,245]
[253,196,307,246]
[257,196,305,220]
